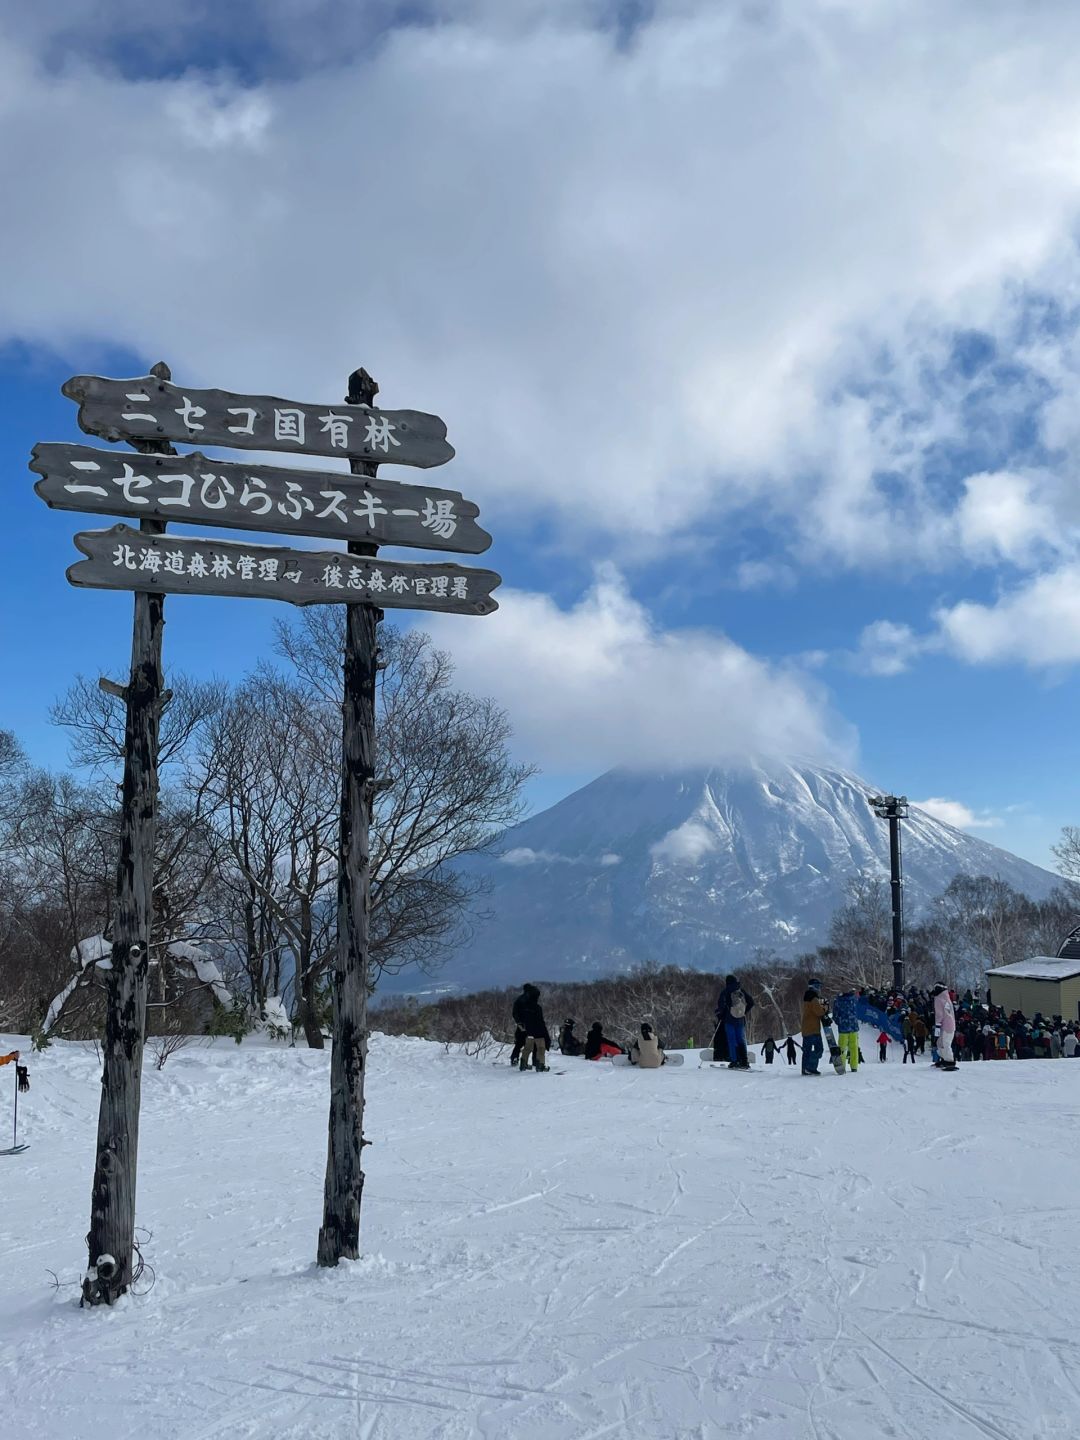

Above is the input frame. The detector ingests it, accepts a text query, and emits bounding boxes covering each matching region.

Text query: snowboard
[822,1022,846,1075]
[611,1052,684,1068]
[699,1049,757,1068]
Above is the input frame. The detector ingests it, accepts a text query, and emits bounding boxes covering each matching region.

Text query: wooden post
[81,361,172,1307]
[317,367,380,1266]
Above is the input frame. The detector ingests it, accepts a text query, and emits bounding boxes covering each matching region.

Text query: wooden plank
[61,374,455,469]
[31,443,491,554]
[67,525,500,615]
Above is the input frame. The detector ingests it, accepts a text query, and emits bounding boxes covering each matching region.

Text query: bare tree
[820,876,893,991]
[190,667,340,1046]
[275,615,535,984]
[51,673,225,777]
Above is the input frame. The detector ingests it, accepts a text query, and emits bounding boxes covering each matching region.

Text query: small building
[986,958,1080,1021]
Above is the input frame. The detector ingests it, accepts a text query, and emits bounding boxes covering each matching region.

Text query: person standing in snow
[801,979,827,1076]
[717,974,755,1070]
[784,1035,801,1065]
[1065,1029,1079,1058]
[629,1022,665,1068]
[832,989,860,1072]
[512,983,551,1072]
[932,984,956,1070]
[877,1030,891,1062]
[760,1035,779,1065]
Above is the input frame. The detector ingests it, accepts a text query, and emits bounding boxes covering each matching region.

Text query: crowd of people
[863,985,1080,1062]
[507,976,1080,1075]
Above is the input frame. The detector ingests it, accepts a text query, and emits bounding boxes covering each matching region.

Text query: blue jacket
[832,992,859,1035]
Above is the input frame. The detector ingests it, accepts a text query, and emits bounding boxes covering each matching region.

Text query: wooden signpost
[62,374,455,466]
[32,363,499,1304]
[67,525,501,615]
[32,444,492,553]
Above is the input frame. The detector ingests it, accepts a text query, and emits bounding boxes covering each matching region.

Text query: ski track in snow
[2,1029,1079,1439]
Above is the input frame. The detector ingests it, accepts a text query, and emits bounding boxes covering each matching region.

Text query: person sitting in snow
[511,983,551,1072]
[559,1018,585,1056]
[584,1021,623,1061]
[628,1022,665,1068]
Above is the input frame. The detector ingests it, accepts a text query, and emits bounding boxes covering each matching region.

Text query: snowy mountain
[437,760,1062,991]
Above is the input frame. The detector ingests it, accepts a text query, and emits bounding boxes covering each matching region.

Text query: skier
[932,983,957,1071]
[832,989,860,1072]
[760,1035,779,1065]
[717,973,755,1070]
[877,1030,891,1062]
[559,1018,585,1056]
[584,1021,622,1061]
[784,1035,801,1066]
[628,1022,665,1069]
[511,983,551,1072]
[801,979,827,1076]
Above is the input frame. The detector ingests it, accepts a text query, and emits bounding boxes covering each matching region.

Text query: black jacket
[716,979,754,1023]
[512,987,550,1043]
[584,1024,621,1059]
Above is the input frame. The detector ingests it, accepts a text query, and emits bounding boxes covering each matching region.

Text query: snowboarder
[932,984,957,1071]
[559,1019,585,1056]
[717,974,755,1070]
[801,979,827,1075]
[832,989,860,1072]
[784,1035,801,1065]
[877,1030,891,1062]
[628,1022,665,1069]
[760,1036,779,1065]
[511,983,551,1072]
[933,979,961,1071]
[584,1021,622,1061]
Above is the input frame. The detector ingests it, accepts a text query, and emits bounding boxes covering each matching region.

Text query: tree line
[0,612,532,1045]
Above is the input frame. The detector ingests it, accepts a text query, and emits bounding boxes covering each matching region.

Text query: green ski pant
[839,1032,859,1071]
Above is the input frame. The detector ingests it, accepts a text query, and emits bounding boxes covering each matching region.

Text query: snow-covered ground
[3,1028,1079,1439]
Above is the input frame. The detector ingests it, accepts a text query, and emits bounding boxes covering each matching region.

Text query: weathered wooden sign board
[34,361,497,1307]
[62,374,455,468]
[69,524,501,614]
[32,443,491,554]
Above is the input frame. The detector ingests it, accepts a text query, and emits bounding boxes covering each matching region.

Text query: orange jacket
[0,1051,19,1066]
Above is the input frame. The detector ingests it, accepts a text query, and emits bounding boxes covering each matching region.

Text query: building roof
[987,958,1080,981]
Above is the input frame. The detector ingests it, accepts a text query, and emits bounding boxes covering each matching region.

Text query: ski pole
[12,1061,17,1150]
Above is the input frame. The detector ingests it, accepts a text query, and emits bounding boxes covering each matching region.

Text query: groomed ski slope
[3,1029,1078,1440]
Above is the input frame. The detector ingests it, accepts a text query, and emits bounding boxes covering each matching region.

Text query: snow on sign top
[987,958,1080,981]
[62,374,455,469]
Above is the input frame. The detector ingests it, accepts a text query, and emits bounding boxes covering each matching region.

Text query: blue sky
[5,0,1080,871]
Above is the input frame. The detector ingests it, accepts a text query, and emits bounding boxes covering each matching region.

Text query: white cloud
[852,620,929,677]
[424,566,853,770]
[936,565,1080,666]
[650,821,716,865]
[6,4,1080,568]
[955,471,1061,566]
[912,797,1003,831]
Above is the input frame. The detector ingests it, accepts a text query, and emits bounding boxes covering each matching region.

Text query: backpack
[728,991,747,1020]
